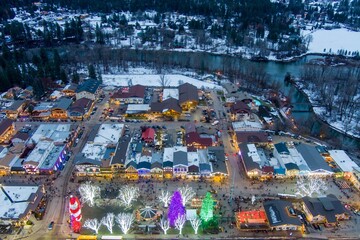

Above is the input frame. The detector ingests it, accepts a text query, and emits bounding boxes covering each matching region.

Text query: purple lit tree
[168,191,185,227]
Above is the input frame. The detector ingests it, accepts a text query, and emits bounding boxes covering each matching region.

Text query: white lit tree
[178,185,196,206]
[158,190,171,208]
[101,213,115,234]
[83,218,101,234]
[190,217,201,234]
[117,185,140,209]
[174,214,186,235]
[159,217,170,235]
[296,175,328,197]
[116,212,135,234]
[79,182,101,207]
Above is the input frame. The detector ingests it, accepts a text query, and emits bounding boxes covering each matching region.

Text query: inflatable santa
[69,195,82,232]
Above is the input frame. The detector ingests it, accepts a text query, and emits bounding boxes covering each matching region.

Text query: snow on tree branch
[79,182,100,207]
[83,218,101,234]
[178,185,196,206]
[101,213,115,234]
[116,212,135,234]
[159,217,170,235]
[296,175,328,197]
[158,190,171,208]
[190,217,201,234]
[174,214,186,235]
[117,185,140,209]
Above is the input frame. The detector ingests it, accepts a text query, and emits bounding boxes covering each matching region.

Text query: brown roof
[0,153,16,168]
[230,101,251,114]
[179,83,198,105]
[186,132,212,147]
[150,98,181,113]
[0,119,14,135]
[12,132,29,141]
[111,85,145,99]
[69,98,93,114]
[235,131,268,143]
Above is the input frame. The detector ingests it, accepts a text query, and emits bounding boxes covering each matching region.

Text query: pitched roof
[0,119,14,135]
[111,85,145,99]
[69,98,93,114]
[53,97,73,110]
[173,151,188,166]
[12,132,29,141]
[296,144,332,172]
[263,200,302,227]
[142,128,155,141]
[208,147,227,174]
[239,143,261,172]
[302,194,348,223]
[178,83,198,105]
[151,161,163,170]
[76,79,101,94]
[111,136,131,165]
[137,161,151,170]
[235,131,268,143]
[230,101,251,114]
[150,98,181,113]
[188,165,199,173]
[7,100,25,111]
[186,132,212,147]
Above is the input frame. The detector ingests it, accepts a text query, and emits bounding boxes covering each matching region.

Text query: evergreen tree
[200,192,214,223]
[72,71,80,84]
[168,191,185,227]
[88,64,97,80]
[60,69,68,84]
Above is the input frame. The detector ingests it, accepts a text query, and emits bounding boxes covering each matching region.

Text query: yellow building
[0,119,15,144]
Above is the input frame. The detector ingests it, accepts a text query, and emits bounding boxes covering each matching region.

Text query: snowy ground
[102,74,223,90]
[300,85,360,138]
[302,28,360,54]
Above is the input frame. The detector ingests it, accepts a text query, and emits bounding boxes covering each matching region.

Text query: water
[65,47,359,149]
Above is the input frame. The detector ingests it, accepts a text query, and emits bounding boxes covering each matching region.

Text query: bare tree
[158,190,171,208]
[174,214,186,235]
[159,217,170,234]
[79,182,101,207]
[178,185,196,206]
[83,218,101,234]
[116,212,135,234]
[117,185,140,209]
[159,74,170,87]
[296,175,328,197]
[190,217,201,234]
[101,213,115,234]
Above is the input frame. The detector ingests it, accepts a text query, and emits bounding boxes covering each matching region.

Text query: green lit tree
[200,192,214,223]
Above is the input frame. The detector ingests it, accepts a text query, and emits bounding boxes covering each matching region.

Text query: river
[65,47,360,150]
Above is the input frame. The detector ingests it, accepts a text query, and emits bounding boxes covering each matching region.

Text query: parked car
[48,221,54,230]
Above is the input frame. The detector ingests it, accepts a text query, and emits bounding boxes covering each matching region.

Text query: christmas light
[200,192,214,222]
[69,195,82,233]
[168,191,185,227]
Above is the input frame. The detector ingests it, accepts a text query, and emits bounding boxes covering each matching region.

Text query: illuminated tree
[296,175,328,197]
[83,218,101,234]
[174,214,186,235]
[159,217,170,234]
[116,212,135,234]
[117,185,140,209]
[79,182,100,207]
[158,190,171,208]
[178,185,195,206]
[168,191,185,227]
[190,217,201,234]
[200,192,214,223]
[101,213,115,234]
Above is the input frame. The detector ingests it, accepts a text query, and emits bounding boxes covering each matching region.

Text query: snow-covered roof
[232,121,263,131]
[93,124,124,144]
[81,143,107,161]
[329,150,359,173]
[0,185,42,220]
[30,124,71,143]
[126,104,150,114]
[102,74,222,90]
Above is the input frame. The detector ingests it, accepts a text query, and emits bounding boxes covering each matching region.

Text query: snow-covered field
[303,28,360,54]
[102,74,222,89]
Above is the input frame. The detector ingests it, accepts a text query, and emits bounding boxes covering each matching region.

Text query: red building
[142,128,155,143]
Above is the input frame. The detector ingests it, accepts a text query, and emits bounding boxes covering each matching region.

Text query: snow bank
[102,74,222,89]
